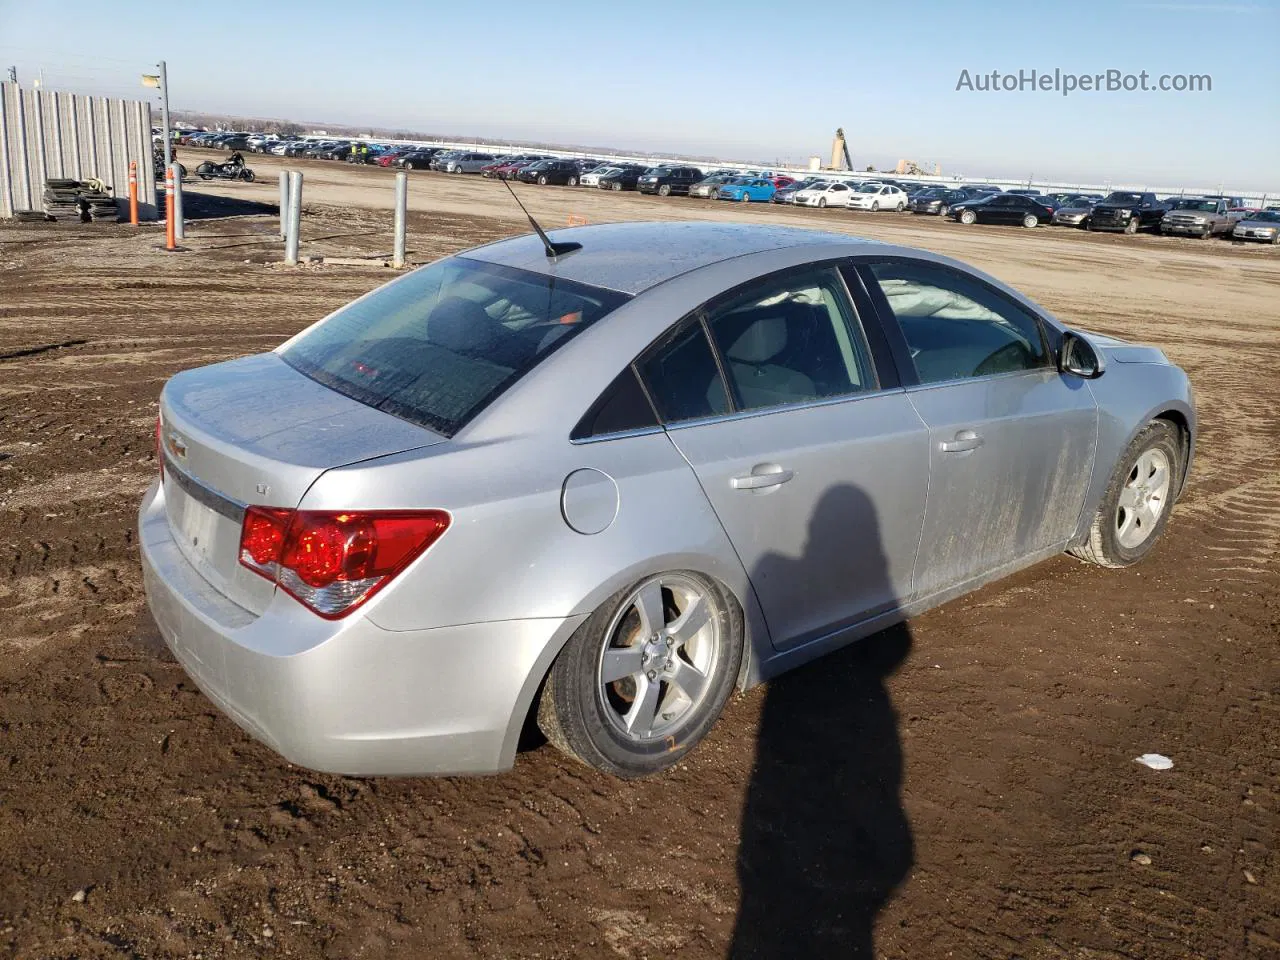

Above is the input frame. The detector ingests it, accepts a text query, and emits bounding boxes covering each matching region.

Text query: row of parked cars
[183,132,1279,244]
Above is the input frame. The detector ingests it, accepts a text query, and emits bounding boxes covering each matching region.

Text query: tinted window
[571,367,658,440]
[867,261,1050,385]
[639,321,728,423]
[281,258,628,436]
[703,267,876,412]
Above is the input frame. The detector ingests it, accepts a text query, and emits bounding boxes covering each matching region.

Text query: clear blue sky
[2,0,1277,189]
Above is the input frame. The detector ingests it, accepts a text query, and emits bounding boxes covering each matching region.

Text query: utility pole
[157,60,172,175]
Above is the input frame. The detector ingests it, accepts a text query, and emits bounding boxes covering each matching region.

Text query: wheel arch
[496,552,768,768]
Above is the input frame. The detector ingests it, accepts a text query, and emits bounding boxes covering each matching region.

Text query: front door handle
[939,429,985,453]
[731,465,795,490]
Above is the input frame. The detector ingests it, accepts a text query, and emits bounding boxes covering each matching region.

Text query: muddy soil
[1,163,1278,959]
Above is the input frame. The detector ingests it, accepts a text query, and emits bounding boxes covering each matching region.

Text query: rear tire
[1070,420,1182,568]
[537,571,744,778]
[1022,214,1038,228]
[612,181,622,191]
[567,175,579,187]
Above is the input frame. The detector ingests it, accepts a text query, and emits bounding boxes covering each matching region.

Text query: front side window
[867,261,1050,385]
[281,258,629,436]
[702,267,876,413]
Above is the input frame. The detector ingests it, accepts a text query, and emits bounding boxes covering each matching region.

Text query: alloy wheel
[596,574,722,743]
[1115,449,1171,549]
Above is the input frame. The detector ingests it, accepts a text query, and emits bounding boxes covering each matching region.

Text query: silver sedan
[140,222,1195,778]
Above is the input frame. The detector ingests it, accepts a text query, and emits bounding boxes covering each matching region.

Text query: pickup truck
[1160,197,1237,238]
[1088,191,1165,234]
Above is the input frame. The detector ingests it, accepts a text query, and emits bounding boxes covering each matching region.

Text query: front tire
[538,571,744,778]
[658,184,671,197]
[242,169,255,183]
[818,197,827,209]
[538,175,548,185]
[871,200,880,211]
[960,209,977,225]
[1124,217,1138,235]
[1070,420,1181,568]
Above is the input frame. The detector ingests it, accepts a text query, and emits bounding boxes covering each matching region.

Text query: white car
[794,181,856,208]
[580,166,619,187]
[845,182,908,212]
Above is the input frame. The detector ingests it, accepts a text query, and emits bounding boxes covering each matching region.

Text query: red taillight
[238,508,450,619]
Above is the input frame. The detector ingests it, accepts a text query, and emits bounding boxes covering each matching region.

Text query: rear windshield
[280,257,629,436]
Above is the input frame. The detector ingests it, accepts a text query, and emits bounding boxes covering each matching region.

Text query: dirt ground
[1,152,1278,959]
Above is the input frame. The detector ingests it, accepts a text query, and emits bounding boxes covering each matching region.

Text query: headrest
[427,296,496,353]
[726,315,787,364]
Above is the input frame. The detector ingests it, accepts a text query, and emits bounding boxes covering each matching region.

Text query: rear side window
[702,267,876,412]
[638,321,729,423]
[280,257,629,436]
[571,368,658,440]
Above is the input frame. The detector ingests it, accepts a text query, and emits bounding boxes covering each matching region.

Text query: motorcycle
[195,152,256,182]
[152,148,187,181]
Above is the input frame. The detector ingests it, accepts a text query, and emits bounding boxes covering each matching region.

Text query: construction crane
[829,128,853,171]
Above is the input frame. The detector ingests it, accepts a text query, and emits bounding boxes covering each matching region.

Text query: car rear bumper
[139,481,582,776]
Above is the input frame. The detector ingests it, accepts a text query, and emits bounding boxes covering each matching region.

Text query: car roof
[462,221,883,295]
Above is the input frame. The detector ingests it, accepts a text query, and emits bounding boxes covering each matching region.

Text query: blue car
[718,177,776,203]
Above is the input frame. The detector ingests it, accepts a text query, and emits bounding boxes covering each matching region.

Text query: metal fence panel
[0,82,157,220]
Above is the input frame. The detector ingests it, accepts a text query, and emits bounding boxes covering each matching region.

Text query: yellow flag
[141,74,161,88]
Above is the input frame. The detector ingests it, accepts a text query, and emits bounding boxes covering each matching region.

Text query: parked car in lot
[443,152,499,174]
[718,177,777,202]
[954,193,1057,227]
[1160,197,1237,238]
[845,183,908,211]
[398,148,443,169]
[637,166,704,197]
[1231,209,1280,243]
[1052,197,1099,227]
[771,178,825,203]
[908,188,972,216]
[1088,191,1165,233]
[597,166,649,191]
[517,158,585,186]
[141,221,1195,779]
[794,181,856,208]
[579,165,620,187]
[689,173,740,199]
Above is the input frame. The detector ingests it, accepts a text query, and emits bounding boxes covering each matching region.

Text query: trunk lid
[158,352,445,615]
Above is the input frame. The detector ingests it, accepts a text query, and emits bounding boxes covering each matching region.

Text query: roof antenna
[500,177,582,259]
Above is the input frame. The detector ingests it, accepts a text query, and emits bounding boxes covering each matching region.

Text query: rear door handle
[939,429,985,453]
[731,465,795,490]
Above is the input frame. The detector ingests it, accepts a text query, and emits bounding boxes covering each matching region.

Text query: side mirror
[1060,331,1105,379]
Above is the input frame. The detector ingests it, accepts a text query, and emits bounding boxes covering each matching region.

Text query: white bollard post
[285,170,303,265]
[171,163,184,240]
[279,172,290,239]
[393,171,408,268]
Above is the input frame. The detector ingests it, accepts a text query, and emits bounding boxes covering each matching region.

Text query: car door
[856,258,1098,601]
[638,264,929,650]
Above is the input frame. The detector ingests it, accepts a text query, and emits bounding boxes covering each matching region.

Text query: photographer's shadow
[731,484,914,959]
